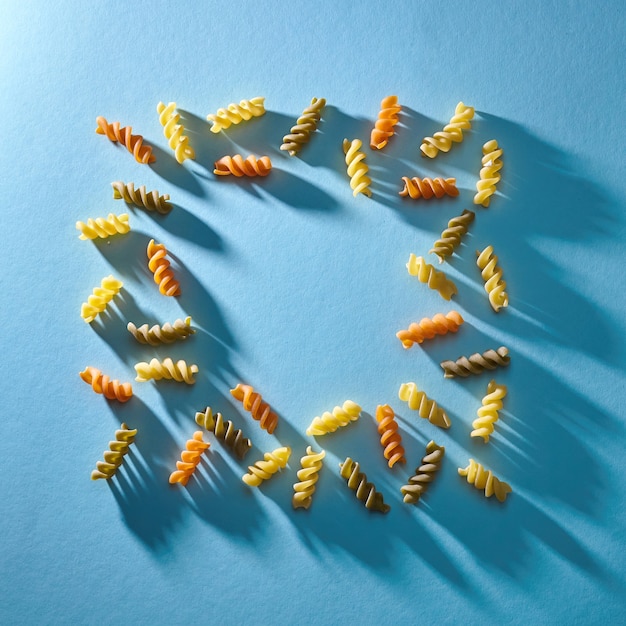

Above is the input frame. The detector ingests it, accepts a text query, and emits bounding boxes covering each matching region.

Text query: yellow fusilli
[127,317,194,345]
[76,213,130,240]
[339,457,390,514]
[169,432,210,486]
[429,209,475,263]
[91,423,137,480]
[305,400,362,436]
[207,97,266,133]
[440,347,510,378]
[401,440,445,504]
[458,459,512,502]
[370,95,401,150]
[242,446,291,487]
[398,382,450,429]
[134,358,198,384]
[112,181,172,214]
[157,101,195,164]
[420,101,475,158]
[474,139,503,207]
[195,406,252,459]
[292,446,326,510]
[80,275,123,323]
[406,254,458,300]
[342,138,372,197]
[471,380,507,443]
[476,245,509,312]
[281,97,326,156]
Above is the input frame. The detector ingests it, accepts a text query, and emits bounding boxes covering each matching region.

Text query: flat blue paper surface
[2,1,625,624]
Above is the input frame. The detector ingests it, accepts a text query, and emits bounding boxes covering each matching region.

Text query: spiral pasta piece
[458,459,512,502]
[370,95,401,150]
[342,138,372,197]
[401,440,445,504]
[406,254,458,300]
[230,384,279,434]
[157,101,195,164]
[292,446,326,510]
[420,101,475,158]
[305,400,361,436]
[195,406,252,459]
[207,97,266,133]
[76,213,130,240]
[339,457,390,514]
[280,97,326,156]
[474,139,503,207]
[91,423,137,480]
[429,209,475,263]
[213,154,272,177]
[396,311,464,349]
[169,431,210,486]
[79,366,133,403]
[95,116,155,164]
[80,275,123,323]
[399,177,459,200]
[134,358,198,384]
[398,382,450,429]
[127,317,194,345]
[375,405,406,468]
[147,239,180,297]
[440,346,510,378]
[243,446,291,487]
[112,181,172,214]
[476,245,509,312]
[471,380,508,443]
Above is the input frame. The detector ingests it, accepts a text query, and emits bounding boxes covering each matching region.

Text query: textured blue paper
[2,1,625,624]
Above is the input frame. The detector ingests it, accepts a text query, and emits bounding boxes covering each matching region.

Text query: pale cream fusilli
[458,459,512,502]
[305,401,362,436]
[471,380,507,443]
[127,317,194,345]
[134,358,198,384]
[398,382,451,429]
[476,245,509,312]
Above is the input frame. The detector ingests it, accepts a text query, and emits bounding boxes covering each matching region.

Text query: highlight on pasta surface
[370,95,401,150]
[134,358,198,384]
[375,404,406,468]
[195,406,252,459]
[406,254,458,301]
[474,139,503,207]
[230,384,279,434]
[471,380,508,443]
[112,180,172,214]
[147,239,180,297]
[169,431,210,486]
[401,440,445,504]
[157,101,195,164]
[342,138,372,197]
[91,423,137,481]
[396,311,464,349]
[292,446,326,510]
[76,213,130,240]
[476,245,509,312]
[280,97,326,156]
[243,446,291,487]
[339,457,390,514]
[458,458,512,502]
[440,346,510,378]
[95,116,155,164]
[398,382,451,429]
[80,275,123,323]
[420,101,475,158]
[429,209,475,264]
[213,154,272,177]
[127,317,194,345]
[305,400,362,436]
[79,366,133,403]
[207,97,266,133]
[399,176,459,200]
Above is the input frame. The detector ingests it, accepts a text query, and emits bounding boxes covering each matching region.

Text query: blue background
[2,1,625,624]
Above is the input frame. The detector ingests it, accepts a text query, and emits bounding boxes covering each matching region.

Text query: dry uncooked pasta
[112,181,172,214]
[213,155,272,177]
[474,139,503,207]
[396,311,464,349]
[292,446,326,510]
[230,384,278,434]
[157,101,195,164]
[476,245,509,312]
[406,254,458,300]
[420,102,475,158]
[147,239,180,297]
[243,447,291,487]
[370,95,401,150]
[134,358,198,384]
[80,275,123,323]
[429,209,475,263]
[127,317,194,345]
[342,138,372,197]
[398,382,451,429]
[458,459,511,502]
[76,213,130,240]
[471,380,507,443]
[306,400,361,436]
[399,177,459,200]
[79,366,133,403]
[91,423,137,480]
[195,406,252,459]
[281,97,326,156]
[95,116,155,164]
[375,404,406,468]
[169,432,210,486]
[207,97,266,133]
[401,440,445,504]
[339,457,390,513]
[440,347,510,378]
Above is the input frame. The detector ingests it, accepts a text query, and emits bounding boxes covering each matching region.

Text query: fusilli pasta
[406,254,458,300]
[95,116,155,164]
[396,311,464,349]
[342,138,372,197]
[440,346,510,378]
[429,209,475,263]
[339,457,390,514]
[91,423,137,480]
[420,101,475,158]
[134,358,198,384]
[398,382,451,429]
[147,239,180,297]
[471,380,507,443]
[195,406,252,459]
[305,400,361,436]
[399,177,459,200]
[370,95,401,150]
[243,446,291,487]
[213,154,272,177]
[112,181,172,214]
[458,459,512,502]
[375,404,406,468]
[127,317,194,345]
[476,245,509,312]
[207,97,266,133]
[157,101,195,164]
[169,431,210,486]
[474,139,503,207]
[80,275,123,323]
[230,384,278,434]
[280,97,326,156]
[79,366,133,403]
[292,446,326,510]
[401,440,445,504]
[76,213,130,240]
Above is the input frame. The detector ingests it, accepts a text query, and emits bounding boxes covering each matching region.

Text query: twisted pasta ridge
[406,254,458,300]
[112,181,172,214]
[80,275,123,323]
[169,431,210,486]
[243,446,291,487]
[370,95,401,150]
[280,97,326,156]
[77,213,130,240]
[207,97,266,133]
[441,346,510,378]
[399,177,459,200]
[305,400,362,436]
[477,245,509,312]
[195,406,252,459]
[214,154,272,177]
[157,101,195,164]
[342,138,372,197]
[401,440,445,504]
[474,139,503,207]
[292,446,326,510]
[339,457,390,514]
[420,101,475,158]
[79,366,133,403]
[429,209,475,263]
[458,459,512,502]
[230,384,279,434]
[375,404,406,468]
[147,239,180,297]
[127,317,194,345]
[134,358,198,384]
[398,382,451,429]
[471,380,508,443]
[95,116,155,164]
[91,423,137,480]
[396,311,464,349]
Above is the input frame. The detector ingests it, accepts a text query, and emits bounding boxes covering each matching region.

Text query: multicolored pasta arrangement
[80,94,517,527]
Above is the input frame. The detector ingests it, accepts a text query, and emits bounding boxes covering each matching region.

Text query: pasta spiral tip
[80,366,133,403]
[440,346,510,378]
[147,239,180,297]
[281,97,326,156]
[292,446,326,510]
[305,400,362,436]
[230,384,279,434]
[398,382,450,429]
[342,138,372,197]
[471,380,507,443]
[476,245,509,312]
[127,317,194,345]
[195,407,252,459]
[375,405,406,468]
[420,101,475,158]
[134,358,198,384]
[214,154,272,177]
[370,95,401,150]
[169,432,210,486]
[429,209,475,263]
[458,459,512,502]
[157,101,195,164]
[396,311,464,349]
[399,177,459,200]
[91,423,137,480]
[474,139,503,207]
[77,213,130,240]
[95,116,155,164]
[339,457,390,514]
[80,275,123,323]
[207,97,266,133]
[112,181,172,214]
[406,254,458,300]
[243,446,291,487]
[401,440,445,504]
